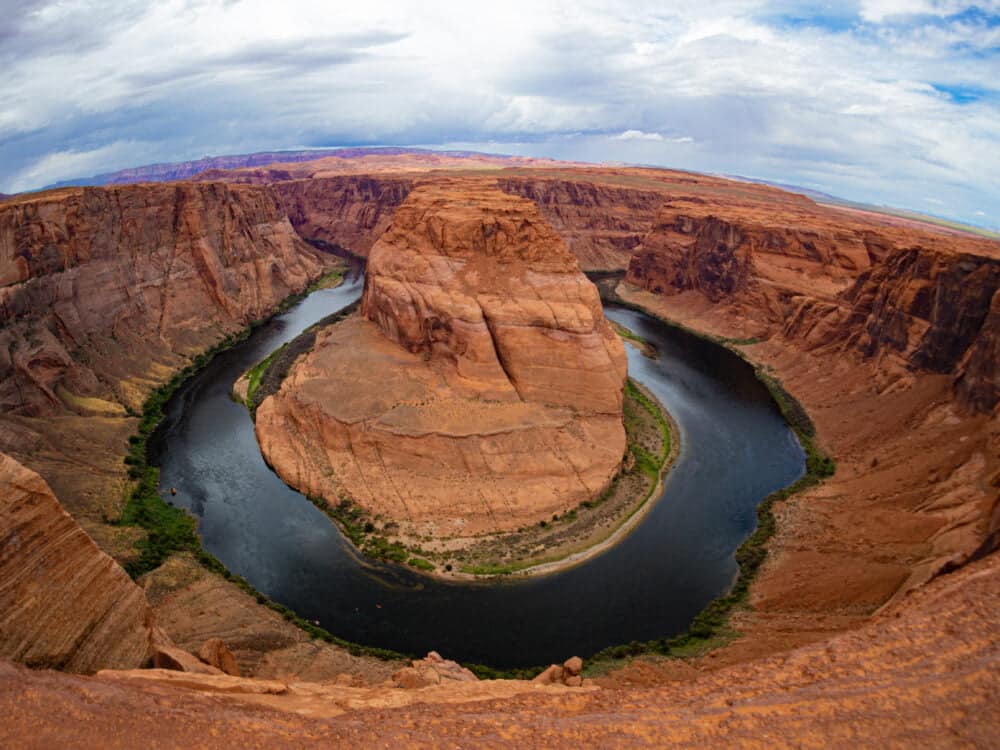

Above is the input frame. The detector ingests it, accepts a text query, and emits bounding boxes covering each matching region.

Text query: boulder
[197,639,241,677]
[152,646,223,675]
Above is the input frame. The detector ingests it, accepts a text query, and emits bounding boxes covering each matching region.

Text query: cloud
[614,130,665,141]
[7,141,153,192]
[0,1,997,228]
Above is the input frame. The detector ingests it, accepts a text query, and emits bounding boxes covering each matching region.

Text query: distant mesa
[255,182,628,539]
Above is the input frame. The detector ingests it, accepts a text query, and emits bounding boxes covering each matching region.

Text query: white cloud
[614,130,664,141]
[0,1,997,227]
[7,141,154,192]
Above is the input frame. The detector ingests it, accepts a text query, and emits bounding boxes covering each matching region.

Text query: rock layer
[0,182,331,418]
[0,452,158,673]
[627,197,1000,414]
[1,548,998,747]
[256,183,627,537]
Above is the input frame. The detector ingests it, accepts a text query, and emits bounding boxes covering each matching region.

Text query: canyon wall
[0,452,159,673]
[496,177,664,271]
[0,183,332,418]
[273,176,413,256]
[2,546,997,746]
[256,182,627,537]
[0,181,337,554]
[626,199,1000,414]
[616,191,1000,663]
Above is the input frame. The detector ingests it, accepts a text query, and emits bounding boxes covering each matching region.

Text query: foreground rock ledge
[256,182,628,539]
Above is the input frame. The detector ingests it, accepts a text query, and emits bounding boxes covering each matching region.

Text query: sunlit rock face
[256,182,627,537]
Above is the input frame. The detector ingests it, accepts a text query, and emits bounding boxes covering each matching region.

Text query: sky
[1,0,998,228]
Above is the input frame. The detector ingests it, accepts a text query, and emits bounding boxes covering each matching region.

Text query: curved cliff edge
[255,182,629,550]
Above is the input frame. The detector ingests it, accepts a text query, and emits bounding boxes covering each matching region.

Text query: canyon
[0,150,997,746]
[255,182,628,545]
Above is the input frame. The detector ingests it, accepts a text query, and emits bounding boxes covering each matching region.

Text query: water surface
[151,269,803,667]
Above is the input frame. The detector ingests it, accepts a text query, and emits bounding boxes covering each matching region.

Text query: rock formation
[0,182,332,418]
[2,151,999,745]
[0,452,159,673]
[390,651,478,689]
[256,182,627,537]
[274,176,412,256]
[1,548,997,747]
[496,177,665,270]
[626,197,1000,413]
[0,181,339,556]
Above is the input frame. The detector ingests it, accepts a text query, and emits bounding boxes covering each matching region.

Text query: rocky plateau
[0,150,997,746]
[255,182,628,539]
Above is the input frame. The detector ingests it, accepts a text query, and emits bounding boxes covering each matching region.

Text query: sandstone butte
[255,182,628,538]
[0,150,997,747]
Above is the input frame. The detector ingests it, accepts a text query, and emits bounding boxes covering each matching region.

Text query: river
[150,265,803,667]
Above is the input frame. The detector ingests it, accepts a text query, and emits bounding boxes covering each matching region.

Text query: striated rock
[627,196,1000,414]
[0,181,338,559]
[274,176,412,256]
[497,178,664,270]
[626,197,873,305]
[197,639,241,676]
[2,547,995,746]
[141,553,405,683]
[0,452,159,673]
[361,183,627,412]
[256,183,627,536]
[841,247,1000,413]
[0,182,331,418]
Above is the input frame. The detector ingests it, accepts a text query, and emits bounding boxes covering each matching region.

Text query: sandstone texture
[2,152,999,745]
[1,548,997,748]
[0,182,330,418]
[0,452,158,672]
[496,177,664,270]
[625,194,1000,414]
[274,176,413,256]
[0,182,336,553]
[256,183,627,537]
[141,553,404,683]
[390,651,478,689]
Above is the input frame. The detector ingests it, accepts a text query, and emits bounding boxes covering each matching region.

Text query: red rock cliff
[496,177,664,271]
[0,182,332,418]
[256,182,627,537]
[273,176,412,256]
[627,198,1000,414]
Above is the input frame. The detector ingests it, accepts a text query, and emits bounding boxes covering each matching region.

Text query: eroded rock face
[626,197,1000,414]
[497,178,664,270]
[274,176,413,256]
[256,183,627,537]
[0,452,159,673]
[361,183,627,413]
[626,198,873,305]
[0,183,332,418]
[843,247,1000,413]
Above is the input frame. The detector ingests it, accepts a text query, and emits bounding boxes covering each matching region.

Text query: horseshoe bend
[0,151,998,746]
[252,182,648,572]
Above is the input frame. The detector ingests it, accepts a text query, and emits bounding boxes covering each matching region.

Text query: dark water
[150,269,804,668]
